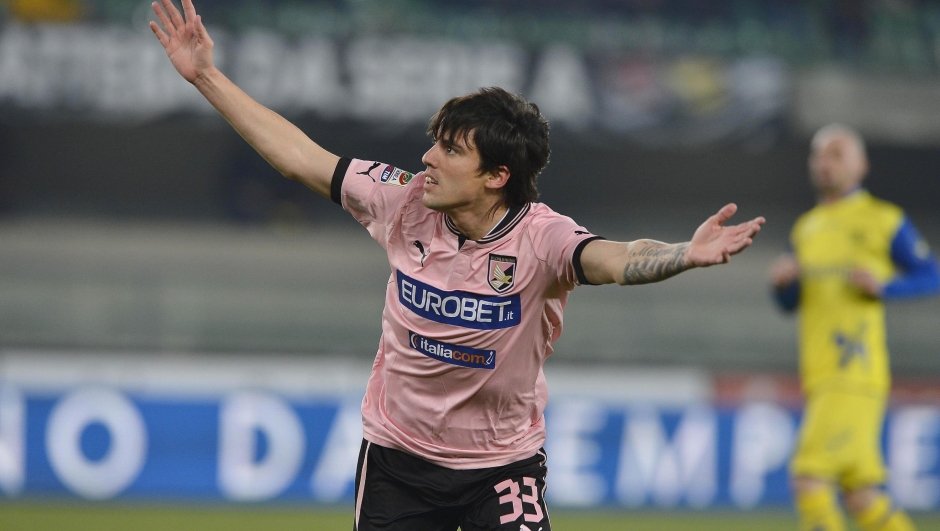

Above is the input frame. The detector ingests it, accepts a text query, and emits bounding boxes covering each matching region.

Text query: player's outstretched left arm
[580,204,765,285]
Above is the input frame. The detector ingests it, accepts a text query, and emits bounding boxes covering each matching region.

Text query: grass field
[3,504,940,531]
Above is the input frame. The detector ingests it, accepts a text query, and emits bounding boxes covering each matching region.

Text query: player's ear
[485,165,511,190]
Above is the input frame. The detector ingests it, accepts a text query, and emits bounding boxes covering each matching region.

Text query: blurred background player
[769,124,940,531]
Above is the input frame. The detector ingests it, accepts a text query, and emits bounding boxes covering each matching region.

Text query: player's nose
[422,145,438,168]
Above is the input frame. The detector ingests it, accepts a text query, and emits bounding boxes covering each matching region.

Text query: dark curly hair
[427,87,550,209]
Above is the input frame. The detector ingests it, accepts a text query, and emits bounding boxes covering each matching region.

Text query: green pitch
[2,504,940,531]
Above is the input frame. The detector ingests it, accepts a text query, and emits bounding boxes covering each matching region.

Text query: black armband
[330,156,352,206]
[573,236,606,285]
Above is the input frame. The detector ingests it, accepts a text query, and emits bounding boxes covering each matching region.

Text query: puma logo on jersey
[414,240,430,266]
[357,161,381,181]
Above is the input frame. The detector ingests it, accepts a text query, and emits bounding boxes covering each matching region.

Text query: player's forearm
[618,240,692,285]
[193,68,338,197]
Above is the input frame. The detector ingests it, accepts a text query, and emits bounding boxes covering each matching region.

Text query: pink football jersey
[334,158,602,469]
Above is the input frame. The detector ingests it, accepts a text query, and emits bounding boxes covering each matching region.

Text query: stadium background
[1,0,940,529]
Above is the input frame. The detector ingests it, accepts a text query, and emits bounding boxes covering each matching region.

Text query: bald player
[151,1,765,529]
[770,124,940,531]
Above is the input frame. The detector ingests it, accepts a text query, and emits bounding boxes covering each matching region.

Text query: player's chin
[420,192,446,212]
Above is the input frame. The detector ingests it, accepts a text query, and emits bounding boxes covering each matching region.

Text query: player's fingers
[734,219,762,238]
[161,0,184,30]
[149,20,170,47]
[713,203,737,225]
[182,0,197,23]
[734,227,760,243]
[729,223,753,240]
[729,238,747,254]
[152,2,174,34]
[195,15,211,43]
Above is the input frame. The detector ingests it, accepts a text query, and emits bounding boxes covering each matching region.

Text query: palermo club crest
[488,254,516,293]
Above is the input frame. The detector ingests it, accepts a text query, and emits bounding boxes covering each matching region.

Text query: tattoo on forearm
[621,241,690,285]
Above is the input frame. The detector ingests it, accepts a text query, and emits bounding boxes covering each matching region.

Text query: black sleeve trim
[330,156,352,206]
[573,235,606,286]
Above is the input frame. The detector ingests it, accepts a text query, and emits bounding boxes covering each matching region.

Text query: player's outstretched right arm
[579,203,765,285]
[149,0,338,198]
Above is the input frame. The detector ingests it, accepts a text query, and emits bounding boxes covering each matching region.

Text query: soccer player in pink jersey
[151,1,765,529]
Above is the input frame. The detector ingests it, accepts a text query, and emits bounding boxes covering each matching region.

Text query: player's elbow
[277,154,307,182]
[280,168,301,182]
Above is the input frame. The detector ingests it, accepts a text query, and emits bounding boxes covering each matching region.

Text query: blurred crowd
[1,0,84,22]
[2,0,939,72]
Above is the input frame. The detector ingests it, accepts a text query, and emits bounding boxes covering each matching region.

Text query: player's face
[809,134,867,198]
[420,135,492,212]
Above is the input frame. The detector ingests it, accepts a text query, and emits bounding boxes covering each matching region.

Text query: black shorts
[353,440,551,531]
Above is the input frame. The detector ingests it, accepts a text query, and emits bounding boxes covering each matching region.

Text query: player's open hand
[687,203,765,267]
[150,0,214,84]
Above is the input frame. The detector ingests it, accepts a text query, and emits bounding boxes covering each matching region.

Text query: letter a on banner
[310,401,363,501]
